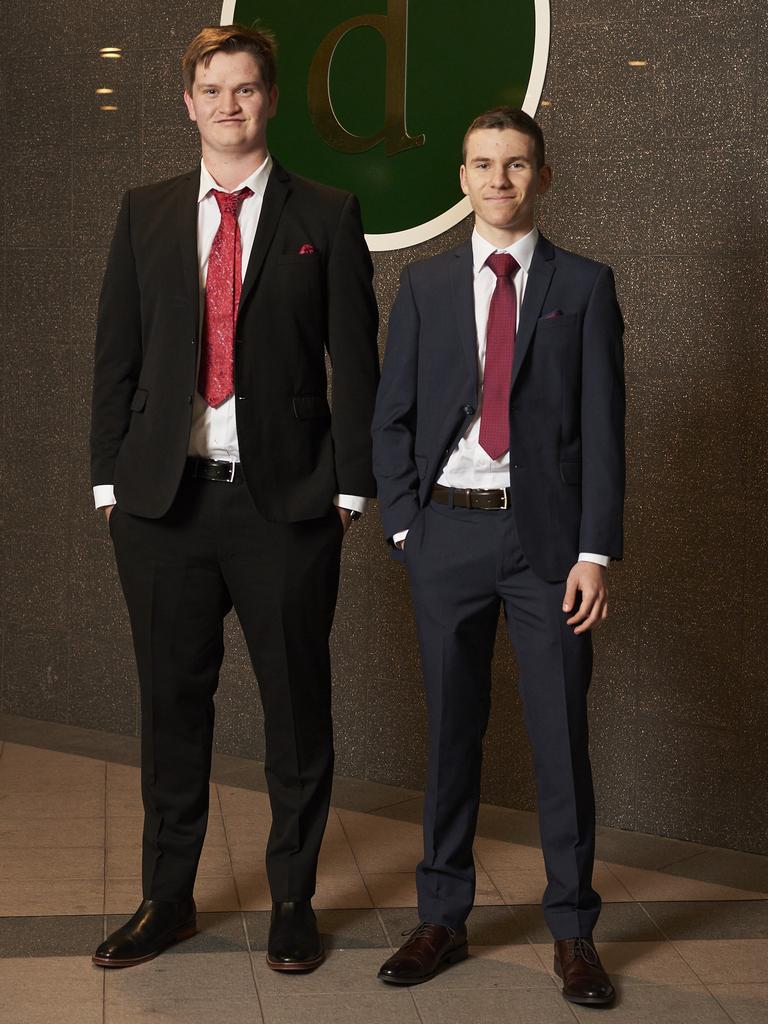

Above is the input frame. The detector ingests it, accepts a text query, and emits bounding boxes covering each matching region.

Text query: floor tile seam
[633,899,672,944]
[240,910,267,1022]
[653,847,719,873]
[597,861,637,902]
[700,980,742,1024]
[406,982,427,1024]
[664,934,713,990]
[371,908,397,954]
[360,794,423,815]
[335,809,380,914]
[212,783,239,897]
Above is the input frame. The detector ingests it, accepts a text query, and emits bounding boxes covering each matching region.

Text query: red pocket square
[298,243,317,255]
[543,309,563,319]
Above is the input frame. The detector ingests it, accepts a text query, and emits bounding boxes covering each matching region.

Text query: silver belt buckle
[500,489,509,510]
[227,460,237,483]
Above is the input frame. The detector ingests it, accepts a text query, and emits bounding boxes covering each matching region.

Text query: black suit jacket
[91,160,380,521]
[371,234,625,581]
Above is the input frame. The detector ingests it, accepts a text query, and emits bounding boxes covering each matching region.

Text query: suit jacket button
[463,405,474,415]
[187,394,193,404]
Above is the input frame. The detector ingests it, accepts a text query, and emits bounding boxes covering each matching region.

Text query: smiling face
[460,127,551,246]
[183,49,278,161]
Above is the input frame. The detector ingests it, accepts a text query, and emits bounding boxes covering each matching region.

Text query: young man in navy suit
[90,25,379,971]
[372,109,624,1004]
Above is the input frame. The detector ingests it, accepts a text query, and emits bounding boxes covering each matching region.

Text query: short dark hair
[182,24,277,93]
[462,107,546,168]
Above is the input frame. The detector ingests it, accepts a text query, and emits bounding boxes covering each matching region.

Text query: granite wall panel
[1,0,765,853]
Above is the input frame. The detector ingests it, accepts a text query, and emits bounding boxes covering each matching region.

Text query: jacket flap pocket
[292,395,330,420]
[130,388,148,413]
[559,461,581,485]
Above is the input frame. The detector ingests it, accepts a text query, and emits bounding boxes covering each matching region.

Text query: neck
[201,144,268,191]
[474,219,535,250]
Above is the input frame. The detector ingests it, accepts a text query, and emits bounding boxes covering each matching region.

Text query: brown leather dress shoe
[554,938,615,1005]
[378,923,468,985]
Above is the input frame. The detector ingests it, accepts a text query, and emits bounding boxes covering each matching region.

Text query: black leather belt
[186,457,243,483]
[432,484,511,510]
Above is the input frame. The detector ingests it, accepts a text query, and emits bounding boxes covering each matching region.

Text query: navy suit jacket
[372,233,625,581]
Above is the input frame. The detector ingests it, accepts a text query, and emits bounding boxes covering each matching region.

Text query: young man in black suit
[372,109,624,1005]
[90,24,379,971]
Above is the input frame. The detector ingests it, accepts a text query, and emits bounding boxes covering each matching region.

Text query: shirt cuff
[334,495,367,515]
[392,530,409,545]
[578,552,610,567]
[94,485,116,510]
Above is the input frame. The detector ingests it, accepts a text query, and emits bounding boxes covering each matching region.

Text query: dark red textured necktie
[479,252,520,460]
[198,186,253,408]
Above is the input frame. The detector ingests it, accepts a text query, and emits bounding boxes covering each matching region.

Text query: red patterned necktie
[198,187,253,408]
[479,252,520,460]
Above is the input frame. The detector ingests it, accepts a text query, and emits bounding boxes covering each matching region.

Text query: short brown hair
[182,24,277,93]
[463,107,546,168]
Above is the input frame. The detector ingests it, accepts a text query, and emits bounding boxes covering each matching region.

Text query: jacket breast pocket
[536,313,578,330]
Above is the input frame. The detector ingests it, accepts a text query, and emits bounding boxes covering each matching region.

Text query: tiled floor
[1,714,767,1023]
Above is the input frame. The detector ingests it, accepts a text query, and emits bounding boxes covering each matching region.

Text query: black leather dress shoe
[92,898,197,967]
[266,900,324,971]
[378,923,468,985]
[554,937,615,1005]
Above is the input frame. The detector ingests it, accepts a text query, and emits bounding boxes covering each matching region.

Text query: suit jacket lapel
[238,159,291,313]
[450,241,479,388]
[512,234,556,389]
[177,167,202,331]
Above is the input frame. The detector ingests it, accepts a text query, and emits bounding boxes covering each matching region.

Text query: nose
[219,91,241,115]
[491,166,511,189]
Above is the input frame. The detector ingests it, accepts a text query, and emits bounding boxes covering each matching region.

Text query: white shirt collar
[471,225,539,275]
[198,153,272,203]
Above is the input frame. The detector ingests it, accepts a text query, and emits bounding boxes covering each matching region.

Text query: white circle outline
[221,0,550,251]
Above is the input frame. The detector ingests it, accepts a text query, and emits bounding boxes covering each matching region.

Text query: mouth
[215,119,245,124]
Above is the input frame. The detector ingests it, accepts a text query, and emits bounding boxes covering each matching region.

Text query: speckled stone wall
[1,1,766,854]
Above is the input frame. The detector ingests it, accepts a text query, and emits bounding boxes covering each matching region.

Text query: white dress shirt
[94,155,365,515]
[395,226,608,567]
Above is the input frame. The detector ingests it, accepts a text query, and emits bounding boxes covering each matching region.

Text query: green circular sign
[222,1,549,249]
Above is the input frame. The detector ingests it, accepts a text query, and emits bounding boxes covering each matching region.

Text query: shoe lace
[400,923,457,940]
[569,938,598,965]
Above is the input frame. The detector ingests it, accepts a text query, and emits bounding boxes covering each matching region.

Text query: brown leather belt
[431,484,511,510]
[186,457,244,483]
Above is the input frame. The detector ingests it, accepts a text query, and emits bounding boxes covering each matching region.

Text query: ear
[537,163,553,196]
[268,84,279,119]
[459,163,469,197]
[183,90,197,124]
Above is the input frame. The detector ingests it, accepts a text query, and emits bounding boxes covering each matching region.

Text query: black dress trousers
[109,473,343,902]
[405,501,600,940]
